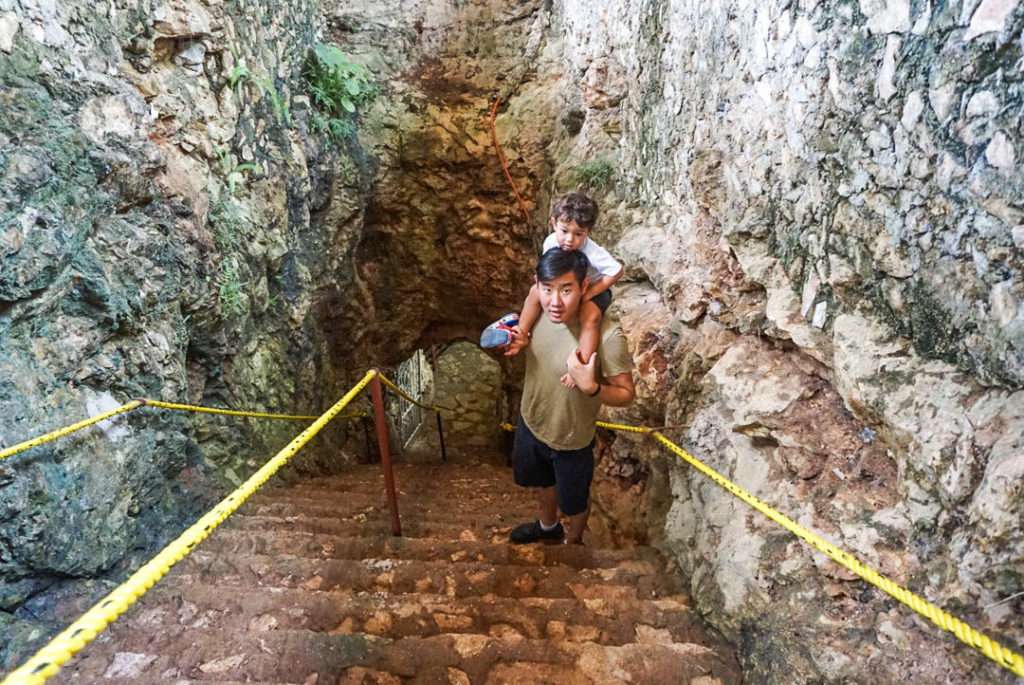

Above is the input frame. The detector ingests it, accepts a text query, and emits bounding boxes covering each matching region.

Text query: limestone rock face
[541,0,1023,682]
[319,0,552,370]
[0,0,366,664]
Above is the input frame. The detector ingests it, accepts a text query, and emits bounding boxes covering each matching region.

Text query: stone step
[64,630,372,682]
[172,551,680,600]
[66,628,742,683]
[243,490,534,521]
[274,463,517,494]
[105,584,706,647]
[198,529,664,571]
[224,511,523,541]
[67,672,299,685]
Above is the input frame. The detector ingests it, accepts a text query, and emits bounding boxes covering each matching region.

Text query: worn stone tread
[171,551,678,599]
[242,492,532,520]
[225,511,545,539]
[199,529,665,569]
[58,461,740,684]
[67,629,741,683]
[100,583,707,646]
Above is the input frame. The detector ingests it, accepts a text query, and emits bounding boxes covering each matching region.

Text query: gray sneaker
[509,520,565,544]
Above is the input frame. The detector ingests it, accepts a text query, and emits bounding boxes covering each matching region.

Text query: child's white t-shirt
[542,234,622,282]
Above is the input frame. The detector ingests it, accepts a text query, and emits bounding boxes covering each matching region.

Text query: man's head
[535,247,589,324]
[550,191,599,251]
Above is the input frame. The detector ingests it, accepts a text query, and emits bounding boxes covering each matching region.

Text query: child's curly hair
[551,191,599,230]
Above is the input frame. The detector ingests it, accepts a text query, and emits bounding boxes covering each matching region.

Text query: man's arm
[566,350,636,406]
[590,371,635,406]
[504,289,537,356]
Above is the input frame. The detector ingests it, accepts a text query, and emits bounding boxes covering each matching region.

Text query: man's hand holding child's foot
[567,348,598,393]
[504,327,529,356]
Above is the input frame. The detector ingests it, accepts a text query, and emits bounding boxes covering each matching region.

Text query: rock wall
[319,0,551,370]
[0,0,373,665]
[532,0,1023,682]
[2,0,1022,681]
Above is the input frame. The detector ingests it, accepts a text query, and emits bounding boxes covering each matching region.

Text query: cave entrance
[391,341,508,464]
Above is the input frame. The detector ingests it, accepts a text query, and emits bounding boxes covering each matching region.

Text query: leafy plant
[216,257,248,319]
[208,199,246,253]
[304,43,375,144]
[568,157,616,190]
[227,163,259,195]
[214,147,261,195]
[230,64,291,126]
[174,314,191,347]
[229,64,252,93]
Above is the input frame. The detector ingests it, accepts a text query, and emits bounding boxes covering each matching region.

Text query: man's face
[551,218,589,251]
[536,272,587,324]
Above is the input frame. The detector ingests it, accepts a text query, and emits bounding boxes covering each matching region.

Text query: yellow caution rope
[0,370,378,685]
[143,400,322,420]
[0,401,366,463]
[0,401,145,462]
[501,419,1024,677]
[376,374,445,413]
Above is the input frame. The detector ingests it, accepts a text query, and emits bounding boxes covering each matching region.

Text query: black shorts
[512,416,594,516]
[590,288,612,314]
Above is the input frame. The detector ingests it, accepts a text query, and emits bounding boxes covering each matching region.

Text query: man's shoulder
[599,316,623,338]
[599,318,628,354]
[597,317,632,374]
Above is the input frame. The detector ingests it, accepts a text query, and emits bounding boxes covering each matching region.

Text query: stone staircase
[62,461,741,684]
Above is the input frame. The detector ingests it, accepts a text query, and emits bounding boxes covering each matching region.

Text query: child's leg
[561,301,603,388]
[577,300,603,361]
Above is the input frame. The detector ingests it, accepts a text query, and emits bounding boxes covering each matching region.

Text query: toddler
[507,191,622,387]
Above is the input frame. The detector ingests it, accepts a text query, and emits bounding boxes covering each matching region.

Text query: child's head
[549,191,599,251]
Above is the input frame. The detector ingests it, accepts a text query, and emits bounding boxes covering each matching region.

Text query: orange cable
[489,97,531,226]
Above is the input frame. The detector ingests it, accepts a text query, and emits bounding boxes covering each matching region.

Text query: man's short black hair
[536,247,589,284]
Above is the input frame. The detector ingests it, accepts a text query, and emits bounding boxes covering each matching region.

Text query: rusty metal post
[362,416,373,463]
[435,411,447,462]
[370,372,401,537]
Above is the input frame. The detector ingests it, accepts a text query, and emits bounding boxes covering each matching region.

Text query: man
[506,247,636,545]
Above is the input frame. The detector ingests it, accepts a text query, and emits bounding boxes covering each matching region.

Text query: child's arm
[505,285,541,356]
[583,267,623,301]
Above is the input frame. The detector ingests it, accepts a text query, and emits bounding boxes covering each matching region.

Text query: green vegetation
[568,157,616,190]
[230,64,291,126]
[207,200,251,319]
[216,257,248,319]
[214,146,260,195]
[208,199,247,253]
[174,314,191,347]
[304,44,375,144]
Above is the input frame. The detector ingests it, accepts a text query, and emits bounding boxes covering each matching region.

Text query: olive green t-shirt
[520,314,633,450]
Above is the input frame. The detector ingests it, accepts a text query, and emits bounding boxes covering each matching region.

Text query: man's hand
[504,329,530,356]
[566,348,598,394]
[567,348,636,406]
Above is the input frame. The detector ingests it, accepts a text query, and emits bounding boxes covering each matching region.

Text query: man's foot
[509,520,565,544]
[480,312,520,349]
